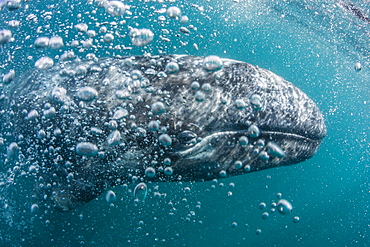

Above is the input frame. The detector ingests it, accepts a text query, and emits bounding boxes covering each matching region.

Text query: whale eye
[177,130,197,146]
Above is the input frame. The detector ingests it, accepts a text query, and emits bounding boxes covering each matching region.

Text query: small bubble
[219,170,227,178]
[238,136,248,146]
[203,55,223,71]
[2,69,15,84]
[258,151,270,161]
[163,158,171,165]
[293,216,300,223]
[250,94,263,111]
[248,124,260,138]
[130,70,142,80]
[262,212,269,220]
[35,57,54,70]
[129,28,154,47]
[259,202,266,210]
[244,165,251,172]
[148,121,159,132]
[231,222,238,228]
[354,62,362,72]
[134,182,147,201]
[164,167,173,176]
[106,190,117,203]
[105,1,129,16]
[194,91,205,102]
[201,83,212,93]
[0,29,12,44]
[151,102,166,115]
[34,37,50,48]
[167,6,181,18]
[107,130,121,146]
[77,86,98,102]
[158,134,172,146]
[190,81,200,90]
[30,204,39,214]
[277,199,293,215]
[145,167,156,178]
[165,62,179,74]
[103,33,114,43]
[49,36,64,49]
[234,99,246,110]
[256,229,262,235]
[267,142,286,158]
[234,161,242,169]
[76,142,98,157]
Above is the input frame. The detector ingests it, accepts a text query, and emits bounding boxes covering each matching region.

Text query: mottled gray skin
[0,55,326,211]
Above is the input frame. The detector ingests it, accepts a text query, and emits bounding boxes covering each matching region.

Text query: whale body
[0,55,326,211]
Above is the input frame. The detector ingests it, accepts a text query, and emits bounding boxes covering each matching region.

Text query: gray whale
[0,55,326,211]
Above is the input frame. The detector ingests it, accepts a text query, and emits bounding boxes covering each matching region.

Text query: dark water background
[0,0,368,246]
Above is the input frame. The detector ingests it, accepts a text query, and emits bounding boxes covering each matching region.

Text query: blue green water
[0,0,368,246]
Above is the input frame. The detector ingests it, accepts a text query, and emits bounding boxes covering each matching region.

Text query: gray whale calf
[0,55,326,211]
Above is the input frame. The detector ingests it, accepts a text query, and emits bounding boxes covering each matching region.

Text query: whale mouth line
[175,128,321,158]
[259,130,322,142]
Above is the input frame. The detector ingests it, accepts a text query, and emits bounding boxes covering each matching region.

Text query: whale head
[0,55,326,210]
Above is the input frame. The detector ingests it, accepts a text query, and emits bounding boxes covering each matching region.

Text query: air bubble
[277,199,293,215]
[258,151,269,161]
[234,99,246,110]
[129,28,154,47]
[190,81,200,90]
[158,134,172,146]
[248,124,260,138]
[49,36,64,49]
[26,110,39,120]
[151,102,166,115]
[134,182,148,201]
[2,70,15,84]
[77,86,98,102]
[106,190,117,203]
[107,130,121,146]
[267,142,286,158]
[76,142,98,157]
[0,29,12,44]
[145,167,156,178]
[219,170,227,177]
[164,167,173,176]
[148,121,159,132]
[238,136,248,146]
[293,216,300,223]
[105,1,129,16]
[259,202,266,210]
[262,212,269,220]
[167,6,181,18]
[250,94,263,111]
[165,62,179,74]
[113,109,128,120]
[51,87,67,103]
[234,160,242,169]
[30,204,39,214]
[244,165,251,172]
[203,55,223,71]
[354,62,362,72]
[194,91,205,102]
[35,57,54,70]
[201,83,212,93]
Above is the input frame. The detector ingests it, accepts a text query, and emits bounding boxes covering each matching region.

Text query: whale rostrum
[0,55,326,211]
